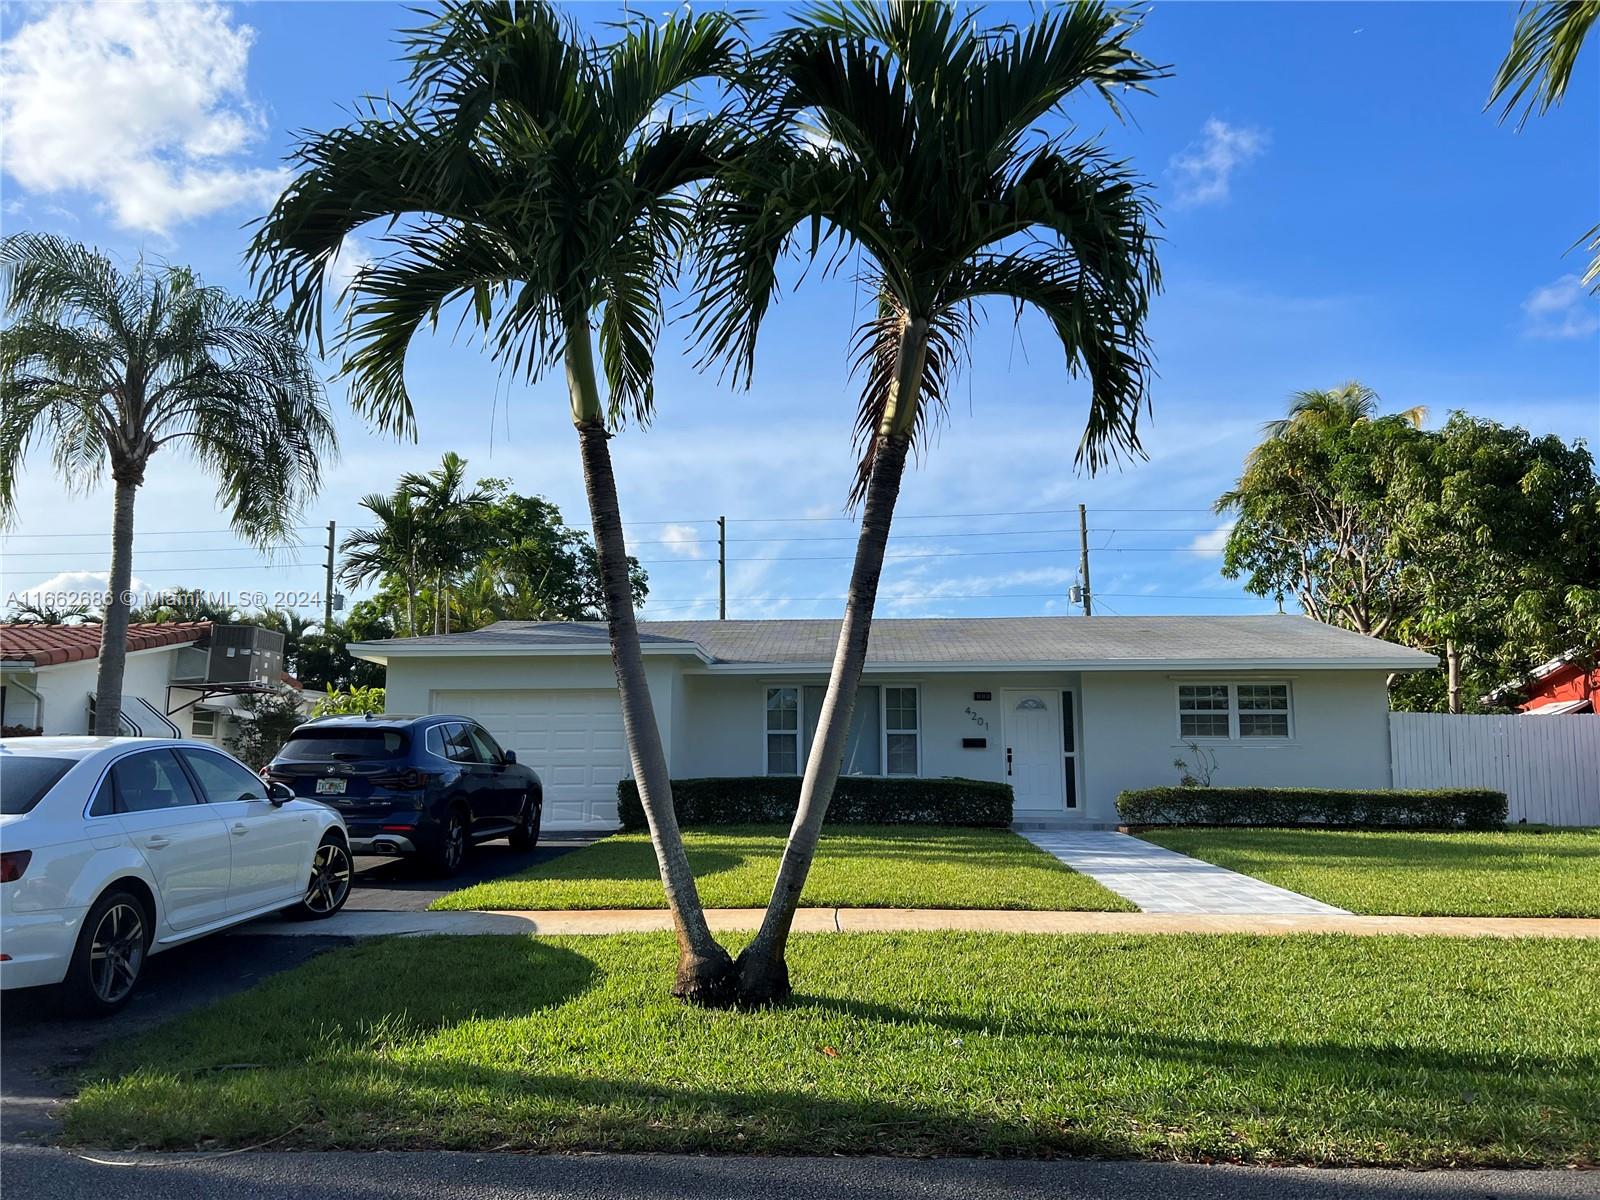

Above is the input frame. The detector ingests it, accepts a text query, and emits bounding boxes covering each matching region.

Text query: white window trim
[1174,680,1293,742]
[764,685,802,776]
[880,683,921,778]
[761,682,922,778]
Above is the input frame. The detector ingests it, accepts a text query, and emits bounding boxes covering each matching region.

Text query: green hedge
[617,776,1013,830]
[1116,786,1507,830]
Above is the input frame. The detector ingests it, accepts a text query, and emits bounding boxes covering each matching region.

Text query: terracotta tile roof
[0,622,211,668]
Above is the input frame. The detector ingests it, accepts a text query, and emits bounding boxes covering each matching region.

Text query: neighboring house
[1499,650,1599,715]
[349,615,1437,830]
[0,621,304,741]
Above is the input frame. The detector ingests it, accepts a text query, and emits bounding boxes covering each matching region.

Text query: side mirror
[268,781,295,806]
[502,750,517,765]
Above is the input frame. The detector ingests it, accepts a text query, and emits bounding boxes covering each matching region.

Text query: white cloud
[0,1,287,234]
[324,235,376,305]
[658,523,707,559]
[1187,522,1234,553]
[1169,118,1267,207]
[1522,274,1600,340]
[4,569,150,613]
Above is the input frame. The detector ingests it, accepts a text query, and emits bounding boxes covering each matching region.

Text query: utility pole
[324,521,336,630]
[718,515,727,620]
[1077,504,1092,616]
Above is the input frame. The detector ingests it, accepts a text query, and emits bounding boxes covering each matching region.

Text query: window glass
[190,710,216,738]
[1061,691,1077,809]
[424,725,447,757]
[178,749,269,804]
[1238,684,1290,738]
[442,724,479,763]
[1,756,74,815]
[883,687,919,776]
[110,750,203,813]
[277,728,407,761]
[1178,684,1231,739]
[467,726,503,763]
[765,687,800,775]
[802,685,881,775]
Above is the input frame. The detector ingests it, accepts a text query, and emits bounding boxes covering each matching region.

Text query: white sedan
[1,737,351,1014]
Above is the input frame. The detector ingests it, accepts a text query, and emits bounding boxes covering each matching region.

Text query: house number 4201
[963,706,990,731]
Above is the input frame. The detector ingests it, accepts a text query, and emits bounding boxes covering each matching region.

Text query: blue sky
[2,0,1596,624]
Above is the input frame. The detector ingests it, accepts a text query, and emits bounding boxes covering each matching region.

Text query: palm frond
[1489,0,1598,127]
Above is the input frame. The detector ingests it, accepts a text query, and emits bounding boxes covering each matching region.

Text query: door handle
[144,835,171,849]
[231,823,249,836]
[1005,748,1013,776]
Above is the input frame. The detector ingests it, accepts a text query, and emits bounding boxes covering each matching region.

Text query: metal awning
[1527,698,1594,715]
[117,694,183,737]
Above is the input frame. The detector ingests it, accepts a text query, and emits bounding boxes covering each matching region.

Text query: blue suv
[265,714,542,875]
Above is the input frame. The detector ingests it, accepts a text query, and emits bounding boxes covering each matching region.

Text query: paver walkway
[1021,830,1350,914]
[237,908,1600,939]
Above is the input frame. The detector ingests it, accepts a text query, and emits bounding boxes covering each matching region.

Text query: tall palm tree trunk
[92,470,139,734]
[736,318,928,1004]
[567,325,734,1004]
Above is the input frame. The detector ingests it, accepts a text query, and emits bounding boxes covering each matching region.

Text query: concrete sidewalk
[237,907,1600,939]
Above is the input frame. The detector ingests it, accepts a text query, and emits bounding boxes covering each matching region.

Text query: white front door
[432,689,628,830]
[1001,689,1065,814]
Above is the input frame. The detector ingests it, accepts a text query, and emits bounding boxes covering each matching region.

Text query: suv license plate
[315,778,347,795]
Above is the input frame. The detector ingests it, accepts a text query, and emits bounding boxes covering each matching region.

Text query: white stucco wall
[9,646,197,736]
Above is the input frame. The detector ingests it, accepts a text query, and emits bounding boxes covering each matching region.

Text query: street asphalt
[2,1146,1597,1200]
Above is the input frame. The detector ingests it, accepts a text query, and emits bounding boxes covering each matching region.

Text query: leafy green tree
[1389,414,1600,712]
[1218,384,1428,640]
[401,451,495,633]
[1489,1,1598,289]
[313,685,387,716]
[695,1,1162,1003]
[1,233,333,733]
[226,690,308,769]
[252,2,744,1002]
[340,490,426,636]
[6,599,100,625]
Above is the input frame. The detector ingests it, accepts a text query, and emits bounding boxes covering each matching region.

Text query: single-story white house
[0,621,311,742]
[350,615,1438,831]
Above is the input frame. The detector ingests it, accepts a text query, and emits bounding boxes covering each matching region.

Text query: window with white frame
[765,687,800,775]
[190,709,217,738]
[884,686,919,775]
[1178,682,1290,740]
[764,685,918,776]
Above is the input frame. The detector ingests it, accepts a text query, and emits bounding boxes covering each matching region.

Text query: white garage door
[431,690,627,830]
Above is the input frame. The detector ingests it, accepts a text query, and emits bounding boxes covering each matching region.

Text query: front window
[884,687,920,776]
[1178,683,1291,740]
[765,687,800,775]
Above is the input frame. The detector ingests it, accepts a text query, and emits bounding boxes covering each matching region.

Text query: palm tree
[1258,382,1425,442]
[340,489,425,636]
[695,2,1163,1003]
[1489,1,1598,288]
[251,1,744,1003]
[7,599,100,625]
[400,451,494,634]
[1,233,333,734]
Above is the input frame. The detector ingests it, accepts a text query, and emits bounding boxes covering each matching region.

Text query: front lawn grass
[1139,827,1600,916]
[67,932,1599,1165]
[436,824,1132,912]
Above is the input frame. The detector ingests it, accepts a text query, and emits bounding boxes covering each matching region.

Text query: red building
[1511,651,1599,715]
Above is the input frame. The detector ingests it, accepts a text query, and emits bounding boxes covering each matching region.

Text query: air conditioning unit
[203,625,285,686]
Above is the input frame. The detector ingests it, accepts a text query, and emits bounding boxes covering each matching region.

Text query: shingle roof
[0,622,211,668]
[354,616,1438,670]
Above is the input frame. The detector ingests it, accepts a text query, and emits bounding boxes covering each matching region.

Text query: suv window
[466,726,504,764]
[424,725,448,758]
[107,750,202,813]
[179,749,270,804]
[441,723,480,763]
[0,756,74,815]
[277,728,408,762]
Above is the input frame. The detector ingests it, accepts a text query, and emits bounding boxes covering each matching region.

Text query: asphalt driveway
[0,833,594,1145]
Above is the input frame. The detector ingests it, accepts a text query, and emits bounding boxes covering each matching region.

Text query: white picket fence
[1389,712,1600,826]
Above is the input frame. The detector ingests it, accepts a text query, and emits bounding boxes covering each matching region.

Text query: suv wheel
[425,807,470,876]
[65,888,150,1016]
[509,793,541,851]
[285,835,353,920]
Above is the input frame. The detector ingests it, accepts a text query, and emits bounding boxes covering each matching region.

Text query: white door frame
[1000,687,1066,813]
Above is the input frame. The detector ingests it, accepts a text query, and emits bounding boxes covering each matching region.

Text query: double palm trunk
[92,473,139,735]
[566,328,734,1005]
[735,318,927,1005]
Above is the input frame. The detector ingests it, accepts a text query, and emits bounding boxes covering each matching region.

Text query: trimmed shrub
[617,776,1013,830]
[1116,786,1507,831]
